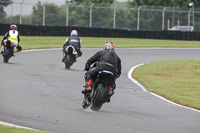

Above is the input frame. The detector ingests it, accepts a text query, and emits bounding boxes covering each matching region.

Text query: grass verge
[1,36,200,49]
[133,59,200,110]
[0,125,52,133]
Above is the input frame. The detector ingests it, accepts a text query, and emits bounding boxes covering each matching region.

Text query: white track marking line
[128,64,200,113]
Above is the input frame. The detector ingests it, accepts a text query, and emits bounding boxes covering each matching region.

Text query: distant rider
[82,42,122,99]
[1,24,22,55]
[62,30,82,62]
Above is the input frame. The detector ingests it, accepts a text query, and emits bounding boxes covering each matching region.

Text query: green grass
[0,125,52,133]
[1,36,199,49]
[133,60,200,110]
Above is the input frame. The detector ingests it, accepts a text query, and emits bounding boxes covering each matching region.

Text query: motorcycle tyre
[90,84,107,111]
[64,55,72,69]
[82,95,91,109]
[3,47,11,63]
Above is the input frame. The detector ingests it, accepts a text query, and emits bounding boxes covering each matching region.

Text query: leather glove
[84,63,90,71]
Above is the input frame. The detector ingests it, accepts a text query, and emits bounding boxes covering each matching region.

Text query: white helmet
[71,30,78,36]
[10,24,17,30]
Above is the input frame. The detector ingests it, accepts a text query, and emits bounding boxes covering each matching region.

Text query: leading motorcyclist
[1,24,22,55]
[82,42,122,98]
[62,30,82,62]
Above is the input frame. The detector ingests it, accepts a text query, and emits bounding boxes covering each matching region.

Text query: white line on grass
[128,64,200,113]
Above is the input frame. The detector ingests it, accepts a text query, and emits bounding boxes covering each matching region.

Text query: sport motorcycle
[2,40,14,63]
[82,70,116,111]
[63,44,78,69]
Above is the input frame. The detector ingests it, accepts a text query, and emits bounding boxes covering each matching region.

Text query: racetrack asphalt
[0,48,200,133]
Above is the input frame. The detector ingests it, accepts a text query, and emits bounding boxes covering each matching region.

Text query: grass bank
[133,59,200,110]
[0,125,52,133]
[0,36,199,49]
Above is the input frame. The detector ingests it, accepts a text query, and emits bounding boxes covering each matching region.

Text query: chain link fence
[1,1,200,31]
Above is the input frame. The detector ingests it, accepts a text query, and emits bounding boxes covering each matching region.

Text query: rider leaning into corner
[62,30,82,62]
[82,42,122,101]
[1,24,22,56]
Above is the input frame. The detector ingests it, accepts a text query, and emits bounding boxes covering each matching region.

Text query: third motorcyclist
[1,24,22,56]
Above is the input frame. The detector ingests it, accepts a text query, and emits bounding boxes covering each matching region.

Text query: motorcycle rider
[82,42,122,98]
[62,30,82,62]
[1,24,22,55]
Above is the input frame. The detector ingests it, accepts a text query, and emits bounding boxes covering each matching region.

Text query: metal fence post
[90,3,94,27]
[11,2,13,23]
[168,19,170,30]
[43,5,45,26]
[66,3,71,26]
[20,0,25,24]
[137,6,142,30]
[192,3,195,31]
[162,7,167,30]
[113,5,118,29]
[177,20,180,30]
[188,8,192,29]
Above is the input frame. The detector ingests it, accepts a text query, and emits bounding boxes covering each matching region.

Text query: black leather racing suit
[85,49,121,81]
[62,36,82,56]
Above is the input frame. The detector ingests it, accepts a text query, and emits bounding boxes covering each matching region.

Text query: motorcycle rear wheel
[3,47,11,63]
[64,55,72,69]
[90,84,107,111]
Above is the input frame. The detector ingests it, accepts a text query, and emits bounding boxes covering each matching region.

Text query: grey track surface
[0,48,200,133]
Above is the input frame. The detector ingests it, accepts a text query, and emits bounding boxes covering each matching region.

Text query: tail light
[6,40,11,47]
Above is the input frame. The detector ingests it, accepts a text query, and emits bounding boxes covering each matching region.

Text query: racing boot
[11,47,15,57]
[62,56,65,62]
[16,45,22,52]
[0,45,4,54]
[82,79,93,94]
[106,87,115,103]
[62,54,66,62]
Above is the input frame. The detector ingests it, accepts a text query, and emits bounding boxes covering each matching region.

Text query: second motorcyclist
[62,30,82,62]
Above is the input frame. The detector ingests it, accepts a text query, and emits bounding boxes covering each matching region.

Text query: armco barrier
[0,24,200,40]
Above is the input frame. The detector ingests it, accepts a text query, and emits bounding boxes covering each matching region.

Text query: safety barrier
[0,24,199,40]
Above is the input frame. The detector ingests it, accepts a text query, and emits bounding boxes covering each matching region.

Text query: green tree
[130,0,200,7]
[32,1,66,26]
[0,0,12,22]
[66,0,115,28]
[127,0,200,30]
[67,0,114,4]
[31,1,43,25]
[7,15,20,24]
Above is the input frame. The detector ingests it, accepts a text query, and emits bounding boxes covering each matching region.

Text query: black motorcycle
[2,40,13,63]
[82,70,116,111]
[63,44,78,69]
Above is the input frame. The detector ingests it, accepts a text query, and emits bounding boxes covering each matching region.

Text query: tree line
[0,0,199,31]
